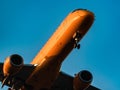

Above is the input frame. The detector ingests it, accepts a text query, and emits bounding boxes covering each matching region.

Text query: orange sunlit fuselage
[25,9,94,90]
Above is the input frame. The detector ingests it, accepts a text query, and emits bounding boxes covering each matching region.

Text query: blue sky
[0,0,120,90]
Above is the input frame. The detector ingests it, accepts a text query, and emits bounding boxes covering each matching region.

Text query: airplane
[0,9,100,90]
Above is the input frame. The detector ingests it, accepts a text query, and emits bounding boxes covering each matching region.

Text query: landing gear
[1,75,24,90]
[5,77,24,90]
[11,78,23,90]
[8,88,15,90]
[74,42,80,49]
[73,31,82,49]
[77,44,80,49]
[8,88,11,90]
[1,76,9,88]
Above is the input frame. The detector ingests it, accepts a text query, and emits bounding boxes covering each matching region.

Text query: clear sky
[0,0,120,90]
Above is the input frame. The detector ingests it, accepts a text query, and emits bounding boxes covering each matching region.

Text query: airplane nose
[71,9,95,37]
[72,9,94,19]
[80,11,94,20]
[72,8,87,12]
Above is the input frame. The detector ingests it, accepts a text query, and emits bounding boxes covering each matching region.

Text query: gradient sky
[0,0,120,90]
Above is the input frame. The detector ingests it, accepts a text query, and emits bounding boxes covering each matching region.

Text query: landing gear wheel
[77,44,80,49]
[74,43,80,49]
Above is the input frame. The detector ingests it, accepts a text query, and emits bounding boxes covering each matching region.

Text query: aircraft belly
[25,54,63,89]
[26,41,75,90]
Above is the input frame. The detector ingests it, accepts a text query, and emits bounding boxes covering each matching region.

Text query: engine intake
[73,70,93,90]
[3,54,24,76]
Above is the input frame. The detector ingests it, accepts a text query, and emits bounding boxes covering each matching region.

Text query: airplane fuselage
[25,9,94,90]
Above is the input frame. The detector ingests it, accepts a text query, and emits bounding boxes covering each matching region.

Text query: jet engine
[73,70,93,90]
[3,54,24,76]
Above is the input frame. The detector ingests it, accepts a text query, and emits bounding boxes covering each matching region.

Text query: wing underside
[0,63,36,89]
[51,72,100,90]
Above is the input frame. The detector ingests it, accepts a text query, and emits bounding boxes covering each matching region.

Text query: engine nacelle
[3,54,24,76]
[73,70,93,90]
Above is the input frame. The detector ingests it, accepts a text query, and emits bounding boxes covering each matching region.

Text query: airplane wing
[0,62,36,89]
[51,71,100,90]
[1,62,100,90]
[0,63,3,81]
